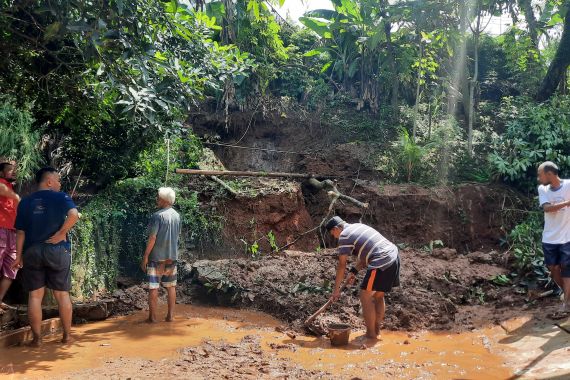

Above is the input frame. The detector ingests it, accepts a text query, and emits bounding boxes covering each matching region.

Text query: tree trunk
[536,7,570,101]
[517,0,539,47]
[561,68,568,95]
[222,0,236,44]
[468,6,482,156]
[384,16,399,115]
[427,99,433,139]
[447,0,469,119]
[412,42,422,141]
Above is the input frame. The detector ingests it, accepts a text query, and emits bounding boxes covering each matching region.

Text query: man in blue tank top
[13,167,79,346]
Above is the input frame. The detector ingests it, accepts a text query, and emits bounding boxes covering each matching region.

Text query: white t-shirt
[538,179,570,244]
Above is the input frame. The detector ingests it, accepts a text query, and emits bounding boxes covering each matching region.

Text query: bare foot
[0,302,15,310]
[146,317,157,323]
[25,338,42,347]
[61,334,74,344]
[165,315,174,322]
[375,323,382,336]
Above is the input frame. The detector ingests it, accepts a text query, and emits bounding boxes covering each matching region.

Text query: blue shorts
[542,242,570,277]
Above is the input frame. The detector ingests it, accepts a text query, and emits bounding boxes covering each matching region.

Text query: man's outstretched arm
[332,255,348,301]
[543,201,570,213]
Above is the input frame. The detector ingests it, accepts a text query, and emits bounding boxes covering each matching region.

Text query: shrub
[69,134,222,299]
[489,96,570,192]
[505,212,552,289]
[0,100,43,181]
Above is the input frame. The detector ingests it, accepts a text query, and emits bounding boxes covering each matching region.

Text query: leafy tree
[0,0,253,184]
[0,100,43,181]
[537,3,570,100]
[489,96,570,191]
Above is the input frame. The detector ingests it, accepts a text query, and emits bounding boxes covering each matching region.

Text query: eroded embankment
[196,177,528,256]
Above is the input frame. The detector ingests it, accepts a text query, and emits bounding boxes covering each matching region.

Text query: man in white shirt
[537,161,570,312]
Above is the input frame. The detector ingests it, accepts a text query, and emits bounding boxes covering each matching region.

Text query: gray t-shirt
[148,207,181,262]
[338,223,398,270]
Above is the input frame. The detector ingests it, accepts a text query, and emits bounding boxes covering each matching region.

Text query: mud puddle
[0,304,529,379]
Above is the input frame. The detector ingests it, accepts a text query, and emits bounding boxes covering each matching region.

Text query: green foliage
[206,0,287,97]
[1,0,254,184]
[267,230,278,252]
[489,96,570,191]
[396,129,429,182]
[504,212,553,289]
[70,133,222,298]
[491,274,511,286]
[300,0,455,111]
[423,239,444,253]
[136,135,202,180]
[0,101,43,181]
[506,212,544,273]
[495,28,544,93]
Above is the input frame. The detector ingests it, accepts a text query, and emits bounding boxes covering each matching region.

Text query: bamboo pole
[209,175,238,196]
[175,168,333,179]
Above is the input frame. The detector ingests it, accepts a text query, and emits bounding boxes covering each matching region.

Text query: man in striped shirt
[327,216,400,339]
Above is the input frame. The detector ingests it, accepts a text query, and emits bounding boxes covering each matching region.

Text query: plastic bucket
[328,323,351,346]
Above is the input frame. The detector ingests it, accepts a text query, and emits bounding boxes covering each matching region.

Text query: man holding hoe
[327,216,400,339]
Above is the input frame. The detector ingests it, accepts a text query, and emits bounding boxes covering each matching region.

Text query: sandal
[548,311,569,320]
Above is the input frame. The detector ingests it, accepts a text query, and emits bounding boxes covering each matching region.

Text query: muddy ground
[59,337,334,380]
[178,248,559,334]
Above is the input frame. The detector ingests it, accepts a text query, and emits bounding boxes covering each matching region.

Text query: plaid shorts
[0,228,18,280]
[147,260,177,289]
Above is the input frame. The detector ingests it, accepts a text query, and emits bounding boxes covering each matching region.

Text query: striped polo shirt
[337,223,398,270]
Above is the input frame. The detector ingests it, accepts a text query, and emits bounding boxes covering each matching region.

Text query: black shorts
[23,243,72,292]
[360,256,400,293]
[542,242,570,277]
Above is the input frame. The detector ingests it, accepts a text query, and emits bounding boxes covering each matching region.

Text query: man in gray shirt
[327,216,400,339]
[140,187,181,323]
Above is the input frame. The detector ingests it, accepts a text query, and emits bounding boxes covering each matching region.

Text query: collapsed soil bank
[214,180,527,254]
[180,248,557,333]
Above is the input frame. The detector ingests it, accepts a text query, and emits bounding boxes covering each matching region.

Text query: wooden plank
[0,318,62,347]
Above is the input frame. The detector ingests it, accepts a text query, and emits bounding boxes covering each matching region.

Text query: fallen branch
[308,178,369,209]
[209,175,238,196]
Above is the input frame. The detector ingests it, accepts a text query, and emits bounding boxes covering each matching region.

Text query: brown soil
[192,112,529,254]
[59,336,333,380]
[303,182,528,253]
[181,249,559,334]
[218,180,318,253]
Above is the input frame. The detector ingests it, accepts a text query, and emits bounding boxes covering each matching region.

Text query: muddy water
[1,304,513,379]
